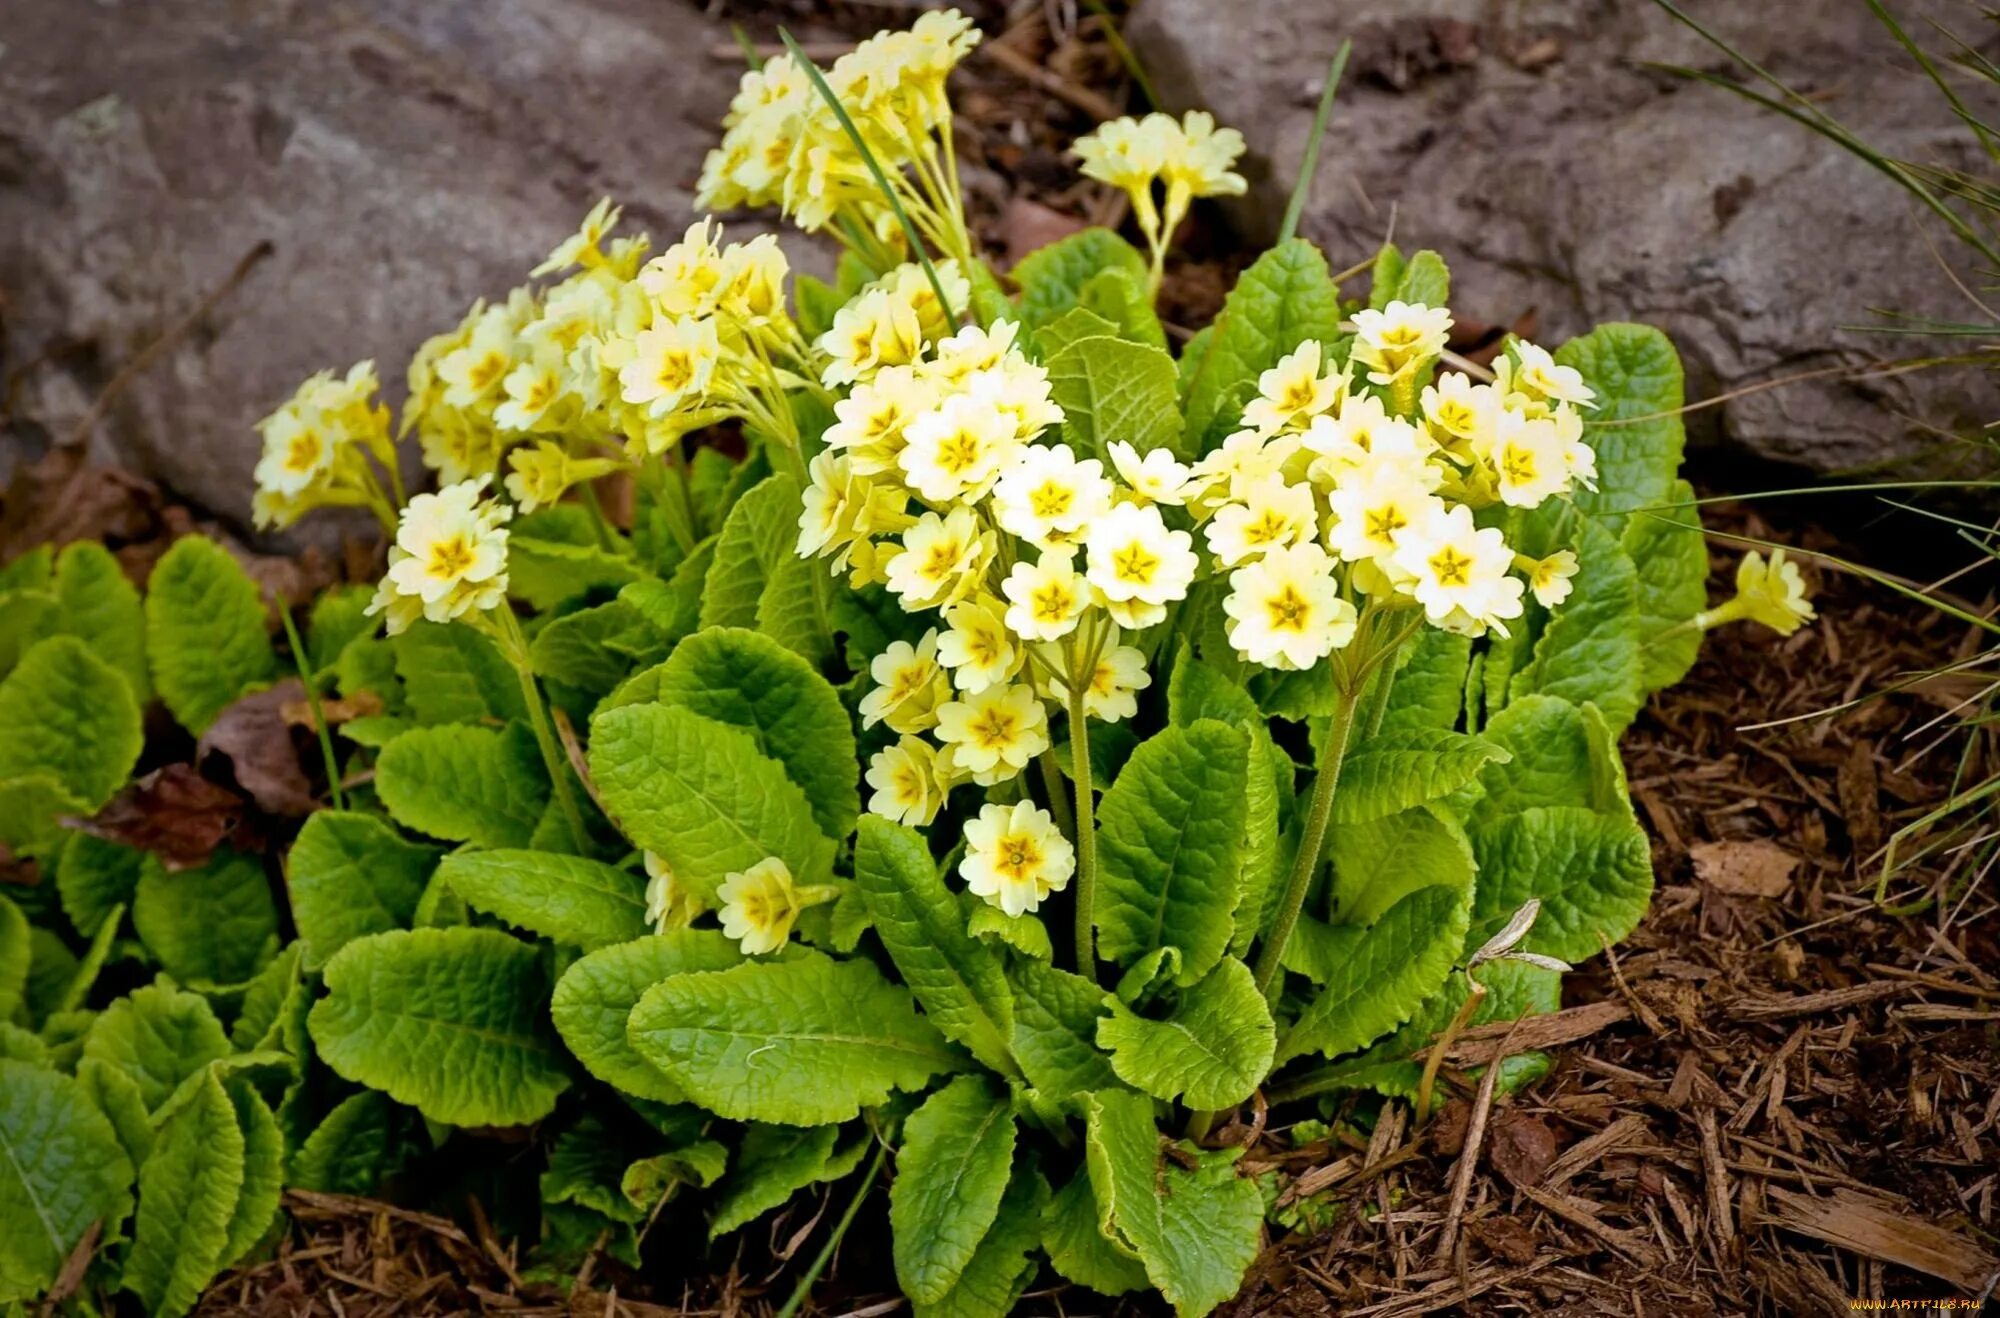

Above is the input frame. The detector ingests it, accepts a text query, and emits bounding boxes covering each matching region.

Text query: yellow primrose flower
[1390,503,1524,638]
[1108,441,1195,506]
[1421,371,1497,444]
[1222,542,1356,671]
[714,233,791,323]
[1699,548,1816,636]
[960,800,1074,918]
[618,315,720,418]
[638,219,726,319]
[437,312,520,410]
[937,595,1024,693]
[963,357,1065,445]
[643,851,705,932]
[1045,636,1151,723]
[716,857,837,956]
[819,288,924,389]
[934,682,1049,785]
[1518,550,1580,609]
[1083,502,1199,612]
[1204,475,1319,568]
[1484,410,1572,509]
[1242,341,1346,437]
[1000,551,1090,643]
[502,441,617,513]
[1159,110,1248,203]
[1509,341,1597,409]
[1351,300,1453,388]
[492,352,569,435]
[865,735,955,827]
[417,408,505,487]
[859,631,952,734]
[991,443,1114,549]
[823,366,942,476]
[900,392,1019,505]
[1323,461,1444,565]
[533,197,621,277]
[882,506,992,611]
[379,478,513,626]
[252,408,335,500]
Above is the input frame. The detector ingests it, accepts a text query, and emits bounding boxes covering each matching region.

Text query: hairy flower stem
[1252,677,1362,1000]
[495,611,589,850]
[1068,678,1099,980]
[775,1138,889,1318]
[1036,746,1075,839]
[1414,972,1488,1126]
[276,595,345,813]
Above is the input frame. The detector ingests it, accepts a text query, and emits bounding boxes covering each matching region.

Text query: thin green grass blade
[1278,41,1352,246]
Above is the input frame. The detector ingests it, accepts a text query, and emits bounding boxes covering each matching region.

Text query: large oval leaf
[143,535,276,734]
[0,1061,134,1305]
[1097,957,1274,1109]
[551,931,743,1103]
[890,1075,1018,1304]
[438,849,649,950]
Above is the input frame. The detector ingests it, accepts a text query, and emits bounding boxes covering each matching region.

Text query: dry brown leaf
[75,765,249,869]
[1691,839,1799,897]
[1488,1110,1562,1189]
[199,680,318,817]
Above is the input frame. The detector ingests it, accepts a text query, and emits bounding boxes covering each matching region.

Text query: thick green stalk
[1068,678,1100,978]
[775,1139,889,1318]
[1252,676,1362,998]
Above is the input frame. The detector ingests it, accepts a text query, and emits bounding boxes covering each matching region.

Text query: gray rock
[1129,0,2000,477]
[0,0,822,537]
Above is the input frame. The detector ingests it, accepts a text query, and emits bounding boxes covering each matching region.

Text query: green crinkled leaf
[0,547,51,593]
[123,1068,243,1318]
[1380,629,1472,734]
[702,473,831,666]
[530,599,665,702]
[646,627,859,840]
[552,931,744,1104]
[80,982,231,1113]
[48,541,150,704]
[0,1060,134,1305]
[53,900,124,1018]
[439,849,648,950]
[1093,720,1250,985]
[287,810,442,971]
[1555,323,1685,535]
[1013,228,1149,327]
[855,817,1015,1075]
[0,1023,46,1066]
[1044,1168,1147,1297]
[75,1057,152,1172]
[1079,266,1169,351]
[305,585,376,675]
[393,620,527,725]
[1008,959,1120,1100]
[1469,806,1654,963]
[1082,1088,1264,1318]
[1331,728,1508,825]
[230,944,306,1056]
[1300,960,1561,1099]
[1625,478,1708,693]
[1097,957,1274,1109]
[1471,694,1595,824]
[709,1123,858,1239]
[308,927,571,1127]
[1048,335,1186,462]
[289,1090,397,1195]
[1181,238,1343,455]
[218,1078,284,1271]
[915,1165,1049,1318]
[628,953,958,1126]
[0,774,85,857]
[144,535,276,734]
[375,722,549,848]
[57,832,143,941]
[0,898,24,1023]
[507,537,646,613]
[891,1075,1018,1305]
[0,590,56,682]
[24,927,77,1024]
[0,635,143,811]
[132,850,279,989]
[1329,805,1476,926]
[1034,306,1121,359]
[1509,508,1644,732]
[964,899,1051,961]
[1369,242,1450,310]
[589,702,836,901]
[1278,883,1472,1065]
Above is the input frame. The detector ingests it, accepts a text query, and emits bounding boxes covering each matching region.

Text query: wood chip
[1766,1188,2000,1292]
[1691,839,1800,897]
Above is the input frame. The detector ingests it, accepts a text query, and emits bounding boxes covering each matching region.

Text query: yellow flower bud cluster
[251,362,398,530]
[1074,111,1247,293]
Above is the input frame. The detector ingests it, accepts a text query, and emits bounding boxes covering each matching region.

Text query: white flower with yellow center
[1204,475,1318,568]
[1222,542,1356,670]
[1487,410,1572,508]
[253,410,334,499]
[1084,502,1198,616]
[865,735,955,827]
[637,219,725,318]
[1324,461,1446,564]
[882,507,991,611]
[1191,429,1296,510]
[991,443,1114,549]
[716,857,836,956]
[1700,548,1816,636]
[1000,551,1090,642]
[1510,341,1597,409]
[823,366,939,476]
[380,478,513,625]
[618,316,719,417]
[964,360,1065,444]
[819,288,924,389]
[1517,550,1580,608]
[1242,341,1346,436]
[714,234,790,323]
[859,630,951,733]
[900,392,1018,505]
[1421,371,1498,444]
[925,320,1021,385]
[1351,300,1453,387]
[934,682,1049,785]
[1075,115,1171,199]
[1302,393,1433,480]
[533,197,621,277]
[960,800,1075,918]
[1108,441,1194,506]
[492,353,568,434]
[1160,110,1248,202]
[1391,504,1525,636]
[1046,637,1151,723]
[643,851,705,932]
[937,595,1023,693]
[1550,403,1599,490]
[437,316,518,409]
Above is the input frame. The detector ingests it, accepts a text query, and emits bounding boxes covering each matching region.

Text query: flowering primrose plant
[0,10,1820,1318]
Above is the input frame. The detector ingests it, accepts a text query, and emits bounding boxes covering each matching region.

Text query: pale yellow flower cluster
[367,477,513,635]
[251,362,399,530]
[698,11,981,266]
[1073,111,1247,289]
[1696,547,1817,636]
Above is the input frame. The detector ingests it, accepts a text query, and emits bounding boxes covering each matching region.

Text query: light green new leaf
[1082,1088,1264,1318]
[219,1079,284,1271]
[1330,728,1508,824]
[439,849,648,950]
[309,927,571,1127]
[1097,957,1274,1109]
[0,635,143,811]
[628,953,958,1126]
[1079,266,1170,351]
[1471,694,1631,827]
[1329,805,1476,927]
[709,1123,860,1239]
[1509,510,1644,732]
[1278,883,1472,1065]
[393,621,526,725]
[1047,335,1185,462]
[589,702,836,901]
[891,1075,1018,1305]
[915,1165,1050,1318]
[48,541,149,703]
[80,982,231,1113]
[1013,228,1149,327]
[1094,720,1250,985]
[529,600,663,701]
[375,722,549,848]
[1008,958,1120,1100]
[0,1024,44,1066]
[965,899,1051,960]
[123,1068,243,1318]
[0,1060,134,1305]
[647,627,859,839]
[287,810,442,970]
[1469,806,1654,962]
[1034,306,1120,359]
[0,774,85,858]
[507,538,645,613]
[1554,323,1685,534]
[1181,238,1343,455]
[1043,1168,1147,1297]
[144,535,276,734]
[1625,478,1708,693]
[702,473,830,666]
[57,831,143,940]
[1380,629,1472,734]
[0,590,55,681]
[132,850,279,988]
[552,930,744,1103]
[305,585,376,675]
[1368,242,1450,310]
[53,901,122,1017]
[855,817,1015,1075]
[75,1057,153,1171]
[289,1090,397,1195]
